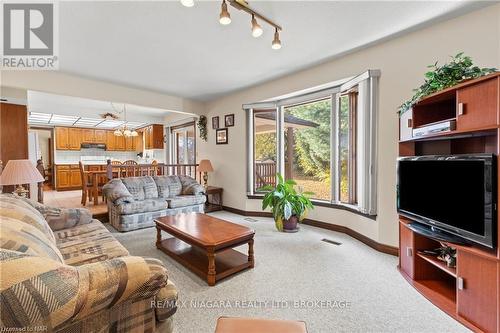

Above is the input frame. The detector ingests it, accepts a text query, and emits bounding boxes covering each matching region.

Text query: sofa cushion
[0,194,56,244]
[54,220,129,266]
[143,176,159,199]
[115,198,167,215]
[179,175,205,195]
[103,179,135,204]
[154,175,182,198]
[166,195,206,209]
[0,216,64,263]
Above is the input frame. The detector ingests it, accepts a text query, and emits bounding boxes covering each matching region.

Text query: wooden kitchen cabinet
[115,135,126,150]
[106,131,116,150]
[68,128,82,150]
[81,129,95,143]
[55,127,69,150]
[56,165,82,190]
[143,124,164,149]
[125,136,136,151]
[456,77,499,131]
[94,130,106,143]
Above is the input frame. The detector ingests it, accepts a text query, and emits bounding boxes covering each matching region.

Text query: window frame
[246,70,380,215]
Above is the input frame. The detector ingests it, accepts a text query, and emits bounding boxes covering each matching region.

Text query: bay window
[246,70,379,215]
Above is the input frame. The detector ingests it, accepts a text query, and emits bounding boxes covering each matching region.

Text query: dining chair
[123,160,138,177]
[78,162,92,206]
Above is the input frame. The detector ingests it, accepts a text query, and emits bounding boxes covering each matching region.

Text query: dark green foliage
[197,116,207,142]
[260,173,314,230]
[399,53,497,115]
[286,100,332,180]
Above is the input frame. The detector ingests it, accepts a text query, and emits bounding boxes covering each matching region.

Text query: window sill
[246,194,376,220]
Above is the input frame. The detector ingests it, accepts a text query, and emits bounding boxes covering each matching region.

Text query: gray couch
[103,175,206,231]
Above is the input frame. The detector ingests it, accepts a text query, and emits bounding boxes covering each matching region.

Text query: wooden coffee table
[155,213,255,286]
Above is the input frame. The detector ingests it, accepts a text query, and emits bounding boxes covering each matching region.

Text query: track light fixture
[180,0,194,7]
[182,0,283,49]
[251,14,263,38]
[272,28,281,50]
[219,0,231,25]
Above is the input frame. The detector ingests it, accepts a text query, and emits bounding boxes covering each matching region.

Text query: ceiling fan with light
[109,103,139,137]
[181,0,282,50]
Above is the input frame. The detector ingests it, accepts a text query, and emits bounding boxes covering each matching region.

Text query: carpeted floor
[109,211,470,333]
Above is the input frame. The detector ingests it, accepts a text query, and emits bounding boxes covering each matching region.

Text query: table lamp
[0,159,44,197]
[198,159,214,189]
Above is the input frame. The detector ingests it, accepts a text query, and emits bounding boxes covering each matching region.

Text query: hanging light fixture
[110,103,139,137]
[251,14,263,38]
[180,0,194,7]
[272,28,281,50]
[219,0,231,25]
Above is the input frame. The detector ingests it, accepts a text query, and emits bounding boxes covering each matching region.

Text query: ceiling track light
[251,14,263,38]
[272,28,281,50]
[182,0,283,49]
[219,0,231,25]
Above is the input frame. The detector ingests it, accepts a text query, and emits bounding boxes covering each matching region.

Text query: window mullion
[247,108,254,195]
[276,106,285,180]
[331,93,340,203]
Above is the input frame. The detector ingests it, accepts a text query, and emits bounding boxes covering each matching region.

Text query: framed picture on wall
[225,114,235,127]
[216,128,228,145]
[212,116,219,129]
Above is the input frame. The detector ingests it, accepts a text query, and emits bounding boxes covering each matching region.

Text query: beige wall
[199,4,500,247]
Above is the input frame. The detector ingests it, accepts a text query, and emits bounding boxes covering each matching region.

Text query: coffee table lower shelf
[157,238,253,285]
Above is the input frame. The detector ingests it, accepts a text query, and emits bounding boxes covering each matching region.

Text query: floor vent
[244,218,258,222]
[321,238,342,245]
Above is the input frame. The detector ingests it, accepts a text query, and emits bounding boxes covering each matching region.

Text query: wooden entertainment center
[398,73,500,333]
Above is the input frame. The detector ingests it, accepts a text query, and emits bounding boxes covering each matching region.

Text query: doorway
[171,122,196,164]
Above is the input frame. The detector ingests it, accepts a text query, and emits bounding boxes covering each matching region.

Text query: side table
[204,186,223,212]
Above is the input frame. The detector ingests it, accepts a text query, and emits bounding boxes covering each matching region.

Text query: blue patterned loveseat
[103,175,206,232]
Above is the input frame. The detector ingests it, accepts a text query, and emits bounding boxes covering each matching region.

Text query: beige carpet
[109,211,470,333]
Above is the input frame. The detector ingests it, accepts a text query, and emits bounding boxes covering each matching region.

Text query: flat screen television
[397,154,496,249]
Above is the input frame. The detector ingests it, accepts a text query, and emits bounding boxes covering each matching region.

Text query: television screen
[397,154,495,248]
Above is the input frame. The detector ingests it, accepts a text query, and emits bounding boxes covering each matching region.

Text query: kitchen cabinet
[55,165,82,190]
[68,128,82,150]
[55,127,69,150]
[106,131,116,150]
[115,135,126,151]
[81,129,95,143]
[56,127,81,150]
[143,124,164,149]
[125,136,136,151]
[94,130,106,143]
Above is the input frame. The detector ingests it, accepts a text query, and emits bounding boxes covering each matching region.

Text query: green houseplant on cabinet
[260,173,314,232]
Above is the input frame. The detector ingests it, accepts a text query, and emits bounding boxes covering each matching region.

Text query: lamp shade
[0,160,44,185]
[198,159,214,173]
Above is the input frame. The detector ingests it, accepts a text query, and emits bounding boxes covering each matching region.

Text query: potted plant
[259,173,314,232]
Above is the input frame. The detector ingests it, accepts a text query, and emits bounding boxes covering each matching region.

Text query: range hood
[80,142,106,150]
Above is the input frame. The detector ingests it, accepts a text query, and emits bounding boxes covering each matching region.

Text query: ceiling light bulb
[251,15,263,38]
[180,0,194,7]
[219,0,231,25]
[131,130,139,137]
[123,129,132,136]
[272,28,281,50]
[114,129,123,136]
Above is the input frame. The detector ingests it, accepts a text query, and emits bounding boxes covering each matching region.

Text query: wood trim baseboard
[222,205,398,256]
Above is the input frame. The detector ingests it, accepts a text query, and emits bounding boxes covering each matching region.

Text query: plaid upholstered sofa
[103,175,206,232]
[0,194,177,333]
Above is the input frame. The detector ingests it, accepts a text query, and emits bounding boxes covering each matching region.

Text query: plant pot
[283,215,299,232]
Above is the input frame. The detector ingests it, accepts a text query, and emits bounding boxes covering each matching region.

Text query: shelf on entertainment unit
[417,252,457,278]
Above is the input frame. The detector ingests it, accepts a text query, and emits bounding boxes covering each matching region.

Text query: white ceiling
[27,91,175,125]
[59,1,491,101]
